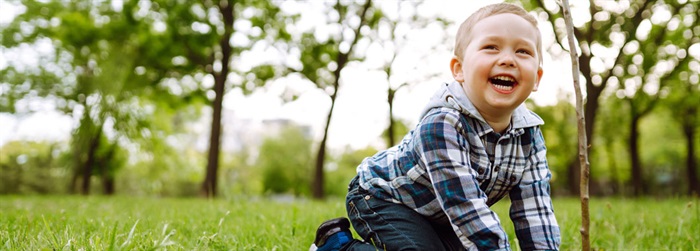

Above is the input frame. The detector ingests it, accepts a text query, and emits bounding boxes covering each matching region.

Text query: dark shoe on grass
[309,217,352,251]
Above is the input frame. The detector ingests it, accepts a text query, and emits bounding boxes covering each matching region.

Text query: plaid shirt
[356,81,560,250]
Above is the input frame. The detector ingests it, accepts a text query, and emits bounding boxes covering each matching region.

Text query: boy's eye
[517,49,533,55]
[483,45,498,50]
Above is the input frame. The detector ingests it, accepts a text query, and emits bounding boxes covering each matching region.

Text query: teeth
[493,84,513,91]
[492,76,514,82]
[490,75,516,91]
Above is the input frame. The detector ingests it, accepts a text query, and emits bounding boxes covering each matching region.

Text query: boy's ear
[533,67,543,92]
[450,57,464,82]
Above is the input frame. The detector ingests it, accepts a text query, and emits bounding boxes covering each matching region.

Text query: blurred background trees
[524,0,699,196]
[286,0,380,199]
[1,0,698,198]
[0,0,189,195]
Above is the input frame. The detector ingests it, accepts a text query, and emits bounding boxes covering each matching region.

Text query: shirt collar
[445,81,544,133]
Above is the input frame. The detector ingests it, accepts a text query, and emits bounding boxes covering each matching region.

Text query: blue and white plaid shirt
[356,81,560,250]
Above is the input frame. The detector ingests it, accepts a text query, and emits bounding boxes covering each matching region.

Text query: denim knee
[345,185,449,250]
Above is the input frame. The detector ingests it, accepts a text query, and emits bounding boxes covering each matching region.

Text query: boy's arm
[416,111,510,250]
[508,127,561,250]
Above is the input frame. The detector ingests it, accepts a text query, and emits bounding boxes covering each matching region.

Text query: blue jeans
[343,177,465,251]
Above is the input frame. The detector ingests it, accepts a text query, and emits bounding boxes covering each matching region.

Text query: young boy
[311,3,560,250]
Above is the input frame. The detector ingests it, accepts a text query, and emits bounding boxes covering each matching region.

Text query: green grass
[0,195,698,250]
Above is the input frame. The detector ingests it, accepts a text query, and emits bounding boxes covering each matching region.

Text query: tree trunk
[201,0,234,198]
[603,138,620,195]
[387,88,396,147]
[629,114,643,196]
[608,145,620,195]
[103,177,115,195]
[683,109,699,196]
[313,95,336,199]
[69,163,81,194]
[100,143,118,195]
[201,74,224,198]
[81,129,102,195]
[628,92,661,197]
[69,112,88,194]
[312,0,373,199]
[313,51,344,199]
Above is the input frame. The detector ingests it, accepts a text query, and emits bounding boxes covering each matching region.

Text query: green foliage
[529,94,696,196]
[220,148,262,196]
[325,146,379,198]
[521,0,700,196]
[114,107,207,197]
[134,0,297,197]
[638,109,690,195]
[0,0,197,195]
[528,100,577,193]
[381,118,412,147]
[289,0,383,90]
[0,141,70,194]
[591,96,631,191]
[116,147,205,197]
[256,126,313,196]
[0,138,129,195]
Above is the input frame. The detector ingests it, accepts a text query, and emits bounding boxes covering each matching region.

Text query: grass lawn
[0,195,697,250]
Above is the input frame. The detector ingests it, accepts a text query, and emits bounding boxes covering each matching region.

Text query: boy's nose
[498,53,516,68]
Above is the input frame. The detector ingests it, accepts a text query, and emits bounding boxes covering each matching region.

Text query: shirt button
[478,168,485,174]
[364,195,371,200]
[510,176,517,182]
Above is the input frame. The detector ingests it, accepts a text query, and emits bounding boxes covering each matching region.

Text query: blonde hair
[454,3,543,65]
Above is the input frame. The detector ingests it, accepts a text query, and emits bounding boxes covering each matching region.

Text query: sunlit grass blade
[108,221,118,251]
[40,215,61,249]
[120,219,139,249]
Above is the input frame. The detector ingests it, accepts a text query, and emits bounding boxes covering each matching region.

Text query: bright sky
[0,0,581,151]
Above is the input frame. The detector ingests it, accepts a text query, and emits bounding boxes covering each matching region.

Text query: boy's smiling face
[451,13,542,118]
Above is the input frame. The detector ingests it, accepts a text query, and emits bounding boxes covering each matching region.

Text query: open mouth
[489,75,517,92]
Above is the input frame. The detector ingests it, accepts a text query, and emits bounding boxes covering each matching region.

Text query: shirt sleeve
[508,127,561,250]
[415,111,510,250]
